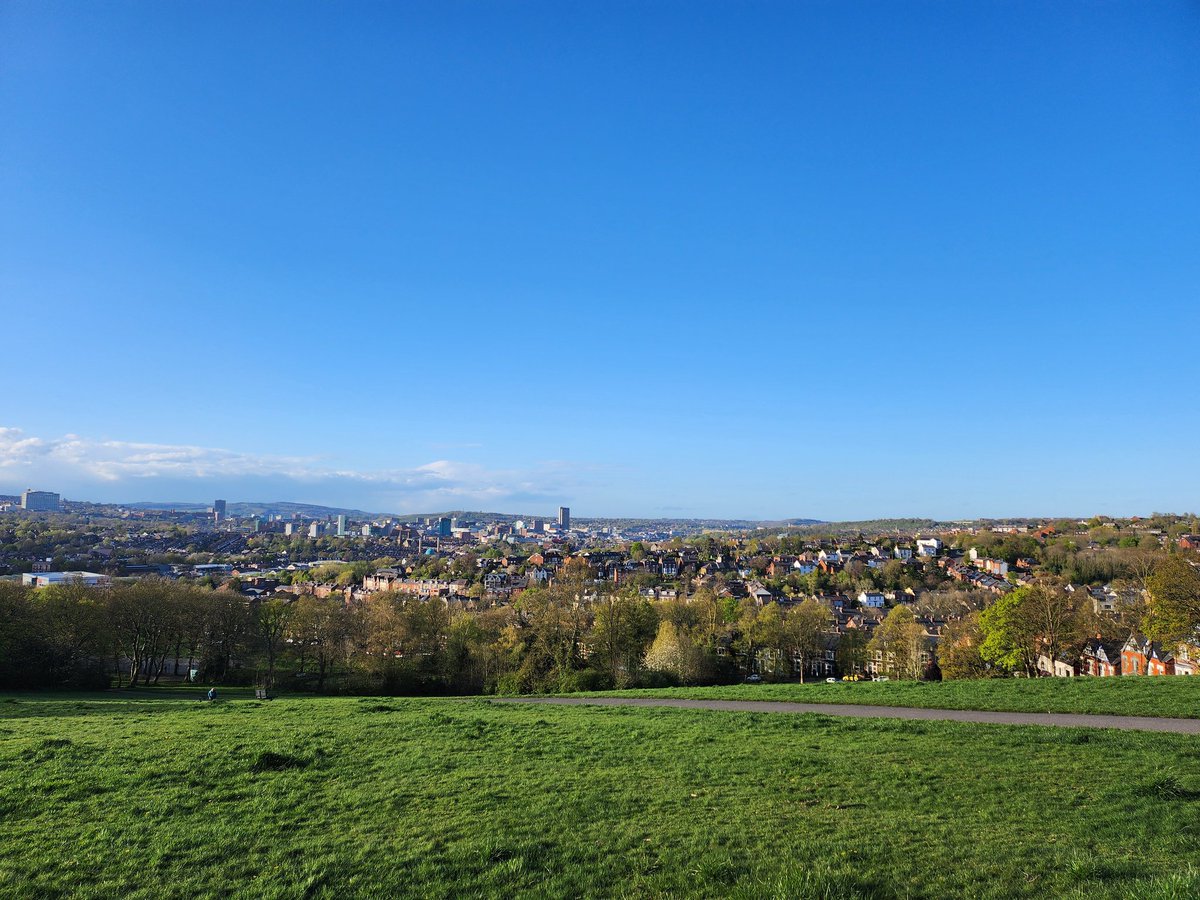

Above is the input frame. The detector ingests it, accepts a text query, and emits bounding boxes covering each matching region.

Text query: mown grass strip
[581,675,1200,719]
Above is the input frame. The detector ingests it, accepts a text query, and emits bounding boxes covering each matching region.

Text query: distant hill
[121,501,211,511]
[123,500,381,520]
[782,518,944,535]
[229,501,384,520]
[88,502,1002,533]
[394,512,826,530]
[115,502,824,529]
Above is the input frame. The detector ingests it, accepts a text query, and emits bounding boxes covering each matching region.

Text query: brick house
[1080,638,1121,677]
[1121,634,1175,676]
[766,557,796,578]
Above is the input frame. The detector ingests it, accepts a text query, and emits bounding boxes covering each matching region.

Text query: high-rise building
[213,499,227,522]
[438,517,452,537]
[336,514,348,537]
[308,522,322,539]
[557,506,570,530]
[21,490,61,512]
[284,523,295,536]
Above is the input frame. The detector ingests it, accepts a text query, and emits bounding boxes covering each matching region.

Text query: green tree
[1144,555,1200,645]
[499,580,588,692]
[939,613,989,680]
[0,583,42,687]
[288,594,348,690]
[978,583,1079,677]
[254,597,296,689]
[781,599,834,683]
[979,588,1056,672]
[835,628,868,677]
[1023,583,1080,671]
[868,605,927,680]
[200,590,254,682]
[591,592,658,687]
[106,580,184,686]
[441,611,502,693]
[978,590,1038,675]
[41,581,111,684]
[643,620,699,682]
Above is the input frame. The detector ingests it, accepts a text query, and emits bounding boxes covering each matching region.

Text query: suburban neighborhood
[4,492,1199,692]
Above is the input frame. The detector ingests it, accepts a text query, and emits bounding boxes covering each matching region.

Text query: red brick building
[1080,638,1121,677]
[1121,634,1175,676]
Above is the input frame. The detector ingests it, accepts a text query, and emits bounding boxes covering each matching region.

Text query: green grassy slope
[2,693,1199,898]
[584,677,1200,719]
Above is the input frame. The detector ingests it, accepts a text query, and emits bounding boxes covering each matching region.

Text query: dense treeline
[0,580,256,689]
[5,551,1196,693]
[0,577,839,694]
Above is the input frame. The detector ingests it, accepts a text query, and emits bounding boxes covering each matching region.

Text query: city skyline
[1,423,1195,525]
[3,2,1197,520]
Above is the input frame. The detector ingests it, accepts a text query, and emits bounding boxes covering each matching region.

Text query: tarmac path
[496,695,1200,734]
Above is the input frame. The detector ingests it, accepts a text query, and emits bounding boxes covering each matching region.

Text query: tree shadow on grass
[0,692,264,721]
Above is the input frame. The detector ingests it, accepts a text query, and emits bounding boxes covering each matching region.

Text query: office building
[21,490,61,512]
[558,506,570,530]
[336,514,348,537]
[213,499,227,522]
[21,571,109,588]
[438,517,452,537]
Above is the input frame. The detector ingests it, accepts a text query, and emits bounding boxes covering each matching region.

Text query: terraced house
[1121,634,1175,676]
[1080,637,1122,677]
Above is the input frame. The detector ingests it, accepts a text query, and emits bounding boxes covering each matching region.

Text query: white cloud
[0,426,575,511]
[0,426,316,481]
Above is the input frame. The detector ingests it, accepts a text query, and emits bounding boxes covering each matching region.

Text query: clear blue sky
[2,1,1197,520]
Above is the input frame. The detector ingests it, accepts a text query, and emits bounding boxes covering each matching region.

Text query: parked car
[745,673,762,683]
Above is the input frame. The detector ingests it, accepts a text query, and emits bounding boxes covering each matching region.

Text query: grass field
[3,692,1200,898]
[583,676,1200,719]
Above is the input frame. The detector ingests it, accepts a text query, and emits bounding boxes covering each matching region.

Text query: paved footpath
[497,695,1200,734]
